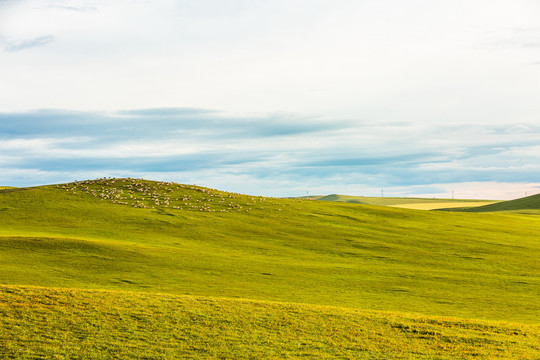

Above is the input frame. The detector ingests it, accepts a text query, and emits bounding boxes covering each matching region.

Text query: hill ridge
[462,193,540,213]
[53,177,289,213]
[317,193,497,209]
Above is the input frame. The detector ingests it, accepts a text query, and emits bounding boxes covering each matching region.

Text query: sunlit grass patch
[390,201,496,210]
[1,285,538,359]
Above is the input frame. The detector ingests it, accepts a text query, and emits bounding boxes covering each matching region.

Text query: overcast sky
[1,0,539,199]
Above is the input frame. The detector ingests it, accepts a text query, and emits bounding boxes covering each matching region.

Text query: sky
[1,0,539,199]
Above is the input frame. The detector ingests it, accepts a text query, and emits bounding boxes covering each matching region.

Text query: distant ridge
[462,193,540,213]
[317,194,496,210]
[0,186,17,193]
[317,194,368,204]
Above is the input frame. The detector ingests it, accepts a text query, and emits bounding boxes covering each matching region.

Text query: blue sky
[1,0,539,199]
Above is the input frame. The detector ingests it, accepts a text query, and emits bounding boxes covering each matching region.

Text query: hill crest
[52,177,289,214]
[463,193,540,213]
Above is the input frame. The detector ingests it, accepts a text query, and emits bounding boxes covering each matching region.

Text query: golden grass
[1,285,538,359]
[390,202,496,210]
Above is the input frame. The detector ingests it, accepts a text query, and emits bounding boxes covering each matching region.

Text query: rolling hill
[0,178,538,358]
[460,193,540,213]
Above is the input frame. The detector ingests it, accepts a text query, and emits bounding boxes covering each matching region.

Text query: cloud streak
[1,108,539,199]
[2,35,55,52]
[44,5,99,13]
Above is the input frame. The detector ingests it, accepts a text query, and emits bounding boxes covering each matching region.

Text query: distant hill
[317,194,497,210]
[461,193,540,213]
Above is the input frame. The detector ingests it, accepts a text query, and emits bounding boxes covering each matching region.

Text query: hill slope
[462,193,540,213]
[0,178,538,323]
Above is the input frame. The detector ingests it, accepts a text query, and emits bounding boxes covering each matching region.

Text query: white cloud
[0,0,538,120]
[1,108,539,198]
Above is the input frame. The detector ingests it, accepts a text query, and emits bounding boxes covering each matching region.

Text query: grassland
[1,285,538,359]
[0,178,539,358]
[317,194,498,210]
[460,193,540,214]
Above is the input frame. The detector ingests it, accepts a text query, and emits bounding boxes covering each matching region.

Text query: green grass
[1,285,538,359]
[460,193,540,213]
[0,178,539,358]
[0,178,538,321]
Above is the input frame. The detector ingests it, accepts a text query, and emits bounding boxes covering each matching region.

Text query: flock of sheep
[56,177,297,213]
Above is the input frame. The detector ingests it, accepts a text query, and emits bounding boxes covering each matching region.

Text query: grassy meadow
[462,193,540,214]
[1,285,538,359]
[0,178,538,358]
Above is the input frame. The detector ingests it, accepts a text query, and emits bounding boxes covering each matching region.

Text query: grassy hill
[459,193,540,213]
[317,194,497,210]
[0,178,539,358]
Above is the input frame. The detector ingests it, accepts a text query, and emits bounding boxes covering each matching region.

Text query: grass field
[461,193,540,213]
[0,178,539,358]
[317,194,498,210]
[1,285,538,359]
